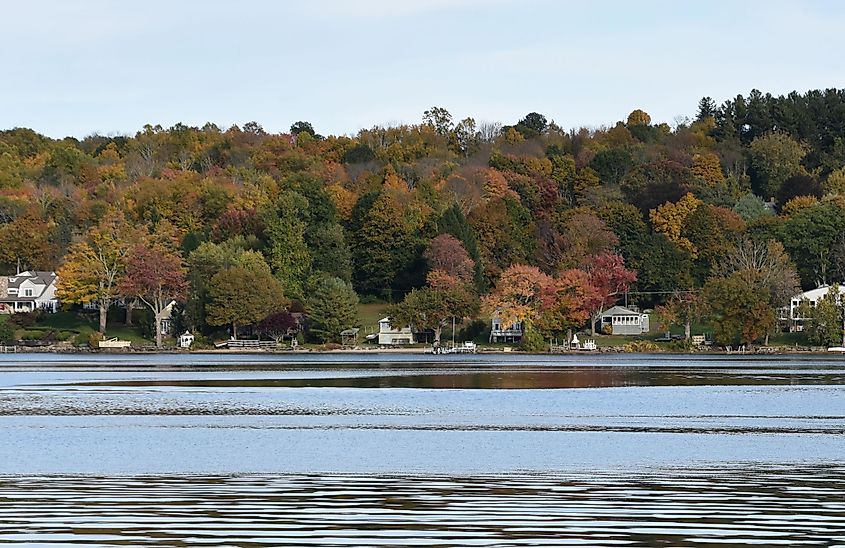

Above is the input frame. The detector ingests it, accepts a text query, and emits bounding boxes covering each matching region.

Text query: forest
[3,88,845,348]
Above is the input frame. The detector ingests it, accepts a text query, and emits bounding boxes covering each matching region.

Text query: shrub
[623,341,660,353]
[56,331,75,342]
[520,327,545,352]
[19,330,44,341]
[0,321,15,342]
[9,312,37,328]
[87,331,103,348]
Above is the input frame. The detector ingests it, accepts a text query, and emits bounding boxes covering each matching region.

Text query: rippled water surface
[0,353,843,545]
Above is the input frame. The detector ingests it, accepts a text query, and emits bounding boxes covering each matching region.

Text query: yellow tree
[649,193,703,257]
[56,211,139,334]
[690,153,725,187]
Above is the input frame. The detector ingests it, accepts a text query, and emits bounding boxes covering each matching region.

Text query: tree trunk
[765,332,770,346]
[566,328,572,349]
[99,303,108,335]
[684,319,691,340]
[125,301,133,326]
[434,326,442,345]
[154,311,163,348]
[232,322,238,340]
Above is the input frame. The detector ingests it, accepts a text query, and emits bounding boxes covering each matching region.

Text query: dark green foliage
[776,174,823,208]
[343,143,376,164]
[779,200,845,287]
[306,275,359,343]
[309,224,353,282]
[589,147,634,185]
[351,192,422,298]
[0,320,15,342]
[621,159,692,213]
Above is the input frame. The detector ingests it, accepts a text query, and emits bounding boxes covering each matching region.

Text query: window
[24,289,33,297]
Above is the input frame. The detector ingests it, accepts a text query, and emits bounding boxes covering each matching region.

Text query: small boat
[827,346,845,352]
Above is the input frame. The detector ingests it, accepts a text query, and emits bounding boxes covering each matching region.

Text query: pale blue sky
[2,0,844,138]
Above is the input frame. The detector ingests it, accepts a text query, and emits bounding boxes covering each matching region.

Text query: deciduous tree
[120,244,188,348]
[55,210,139,334]
[206,266,286,339]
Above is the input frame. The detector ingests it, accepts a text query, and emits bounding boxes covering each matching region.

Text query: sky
[2,0,845,139]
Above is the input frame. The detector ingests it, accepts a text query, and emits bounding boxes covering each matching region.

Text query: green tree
[306,275,359,343]
[309,223,353,282]
[206,266,286,339]
[389,285,478,345]
[799,288,844,347]
[733,192,772,221]
[263,192,312,298]
[779,199,845,287]
[186,239,267,331]
[749,133,806,199]
[352,192,418,297]
[704,271,774,346]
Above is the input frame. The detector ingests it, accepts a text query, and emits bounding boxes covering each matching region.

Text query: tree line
[3,88,845,346]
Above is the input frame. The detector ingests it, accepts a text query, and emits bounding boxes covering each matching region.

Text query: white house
[780,285,845,331]
[0,271,59,313]
[489,313,522,343]
[596,305,649,335]
[376,317,415,345]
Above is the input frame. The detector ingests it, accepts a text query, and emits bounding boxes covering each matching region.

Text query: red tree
[584,253,637,335]
[258,311,298,343]
[424,234,475,286]
[120,244,188,348]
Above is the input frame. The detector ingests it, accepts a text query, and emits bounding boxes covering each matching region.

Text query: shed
[340,328,360,348]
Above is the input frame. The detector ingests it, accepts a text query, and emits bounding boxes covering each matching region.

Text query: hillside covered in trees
[3,88,845,347]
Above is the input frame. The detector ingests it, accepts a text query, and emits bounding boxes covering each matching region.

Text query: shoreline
[0,345,839,357]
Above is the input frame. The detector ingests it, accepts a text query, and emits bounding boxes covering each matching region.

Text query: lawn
[358,302,390,331]
[34,310,153,344]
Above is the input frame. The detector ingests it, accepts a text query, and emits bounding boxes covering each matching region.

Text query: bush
[623,341,660,353]
[667,339,695,352]
[9,312,38,328]
[520,327,545,352]
[56,331,75,342]
[19,330,44,341]
[87,331,103,348]
[0,321,16,342]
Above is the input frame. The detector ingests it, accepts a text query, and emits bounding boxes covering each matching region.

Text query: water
[0,353,843,545]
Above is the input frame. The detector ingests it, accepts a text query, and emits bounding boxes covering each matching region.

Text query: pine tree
[306,275,359,343]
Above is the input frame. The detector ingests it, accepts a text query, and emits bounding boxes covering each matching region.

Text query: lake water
[0,353,843,545]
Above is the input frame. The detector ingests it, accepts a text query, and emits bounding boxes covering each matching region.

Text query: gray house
[0,271,59,314]
[596,305,649,335]
[490,312,522,343]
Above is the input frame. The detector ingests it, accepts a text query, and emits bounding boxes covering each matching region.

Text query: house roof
[791,285,845,302]
[1,271,57,301]
[600,305,644,316]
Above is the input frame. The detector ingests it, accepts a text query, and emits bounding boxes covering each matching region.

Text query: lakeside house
[779,284,845,332]
[596,305,649,335]
[375,317,415,345]
[0,271,59,314]
[490,313,523,343]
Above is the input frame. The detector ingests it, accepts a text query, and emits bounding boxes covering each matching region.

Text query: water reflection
[1,467,843,546]
[0,355,843,544]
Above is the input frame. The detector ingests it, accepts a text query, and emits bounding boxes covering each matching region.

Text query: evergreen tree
[306,275,359,343]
